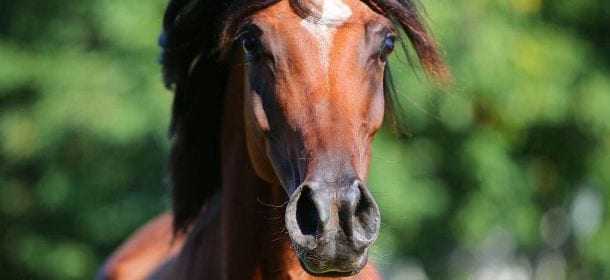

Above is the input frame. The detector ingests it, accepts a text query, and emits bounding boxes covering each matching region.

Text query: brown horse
[99,0,447,278]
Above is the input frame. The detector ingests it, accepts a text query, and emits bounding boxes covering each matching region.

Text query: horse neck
[218,56,298,279]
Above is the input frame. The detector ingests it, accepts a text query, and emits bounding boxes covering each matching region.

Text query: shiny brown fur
[99,0,447,278]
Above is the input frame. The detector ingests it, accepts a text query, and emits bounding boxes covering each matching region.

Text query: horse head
[225,0,446,276]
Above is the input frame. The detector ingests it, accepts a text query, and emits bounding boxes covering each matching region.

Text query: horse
[98,0,448,278]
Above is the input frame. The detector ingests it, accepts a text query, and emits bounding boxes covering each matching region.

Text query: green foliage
[367,0,610,278]
[0,0,608,279]
[0,0,170,278]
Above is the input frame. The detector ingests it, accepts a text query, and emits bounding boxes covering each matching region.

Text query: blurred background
[0,0,608,279]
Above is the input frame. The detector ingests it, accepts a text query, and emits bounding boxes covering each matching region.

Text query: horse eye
[381,35,395,58]
[242,34,260,56]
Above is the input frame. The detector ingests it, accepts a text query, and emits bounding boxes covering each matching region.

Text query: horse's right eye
[242,34,260,58]
[380,35,395,60]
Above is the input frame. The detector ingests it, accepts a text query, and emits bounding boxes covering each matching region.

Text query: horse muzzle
[285,179,380,276]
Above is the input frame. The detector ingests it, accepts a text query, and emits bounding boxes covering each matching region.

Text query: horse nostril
[296,186,321,236]
[349,181,380,247]
[286,180,380,252]
[354,182,372,222]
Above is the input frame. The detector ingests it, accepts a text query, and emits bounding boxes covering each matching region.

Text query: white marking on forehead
[300,0,352,72]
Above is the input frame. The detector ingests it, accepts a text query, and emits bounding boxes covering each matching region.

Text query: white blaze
[300,0,352,72]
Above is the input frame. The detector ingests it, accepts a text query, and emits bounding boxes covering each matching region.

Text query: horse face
[242,0,393,276]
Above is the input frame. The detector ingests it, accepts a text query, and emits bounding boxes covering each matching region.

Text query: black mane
[160,0,448,233]
[160,0,232,233]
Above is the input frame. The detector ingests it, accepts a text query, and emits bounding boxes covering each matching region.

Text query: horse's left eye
[242,34,260,60]
[381,35,395,58]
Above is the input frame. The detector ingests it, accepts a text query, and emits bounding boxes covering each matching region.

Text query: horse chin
[293,245,369,277]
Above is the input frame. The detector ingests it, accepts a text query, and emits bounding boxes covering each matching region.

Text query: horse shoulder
[97,212,185,280]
